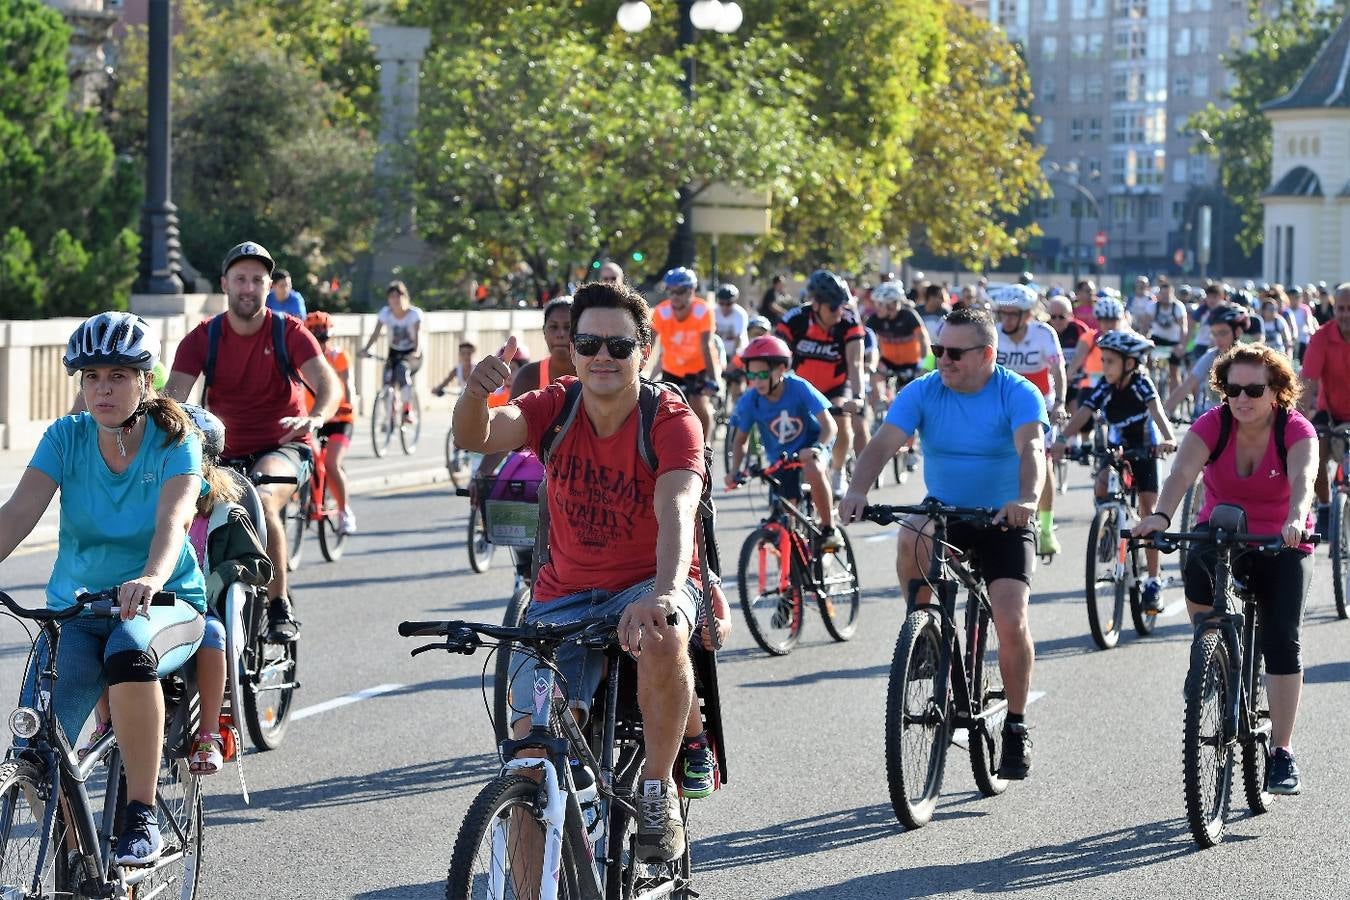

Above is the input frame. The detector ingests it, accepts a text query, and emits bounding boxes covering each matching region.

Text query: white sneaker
[339,509,357,535]
[830,468,847,494]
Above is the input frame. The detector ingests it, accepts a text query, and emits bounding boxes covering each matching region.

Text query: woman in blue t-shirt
[0,312,206,867]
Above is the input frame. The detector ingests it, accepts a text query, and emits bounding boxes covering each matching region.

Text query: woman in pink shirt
[1135,344,1317,796]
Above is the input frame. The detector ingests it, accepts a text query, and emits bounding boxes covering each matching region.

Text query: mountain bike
[1071,441,1164,650]
[492,550,534,745]
[1316,421,1350,618]
[399,616,702,899]
[367,354,422,457]
[862,501,1009,829]
[0,589,204,900]
[734,457,861,656]
[1129,505,1320,848]
[1177,475,1206,573]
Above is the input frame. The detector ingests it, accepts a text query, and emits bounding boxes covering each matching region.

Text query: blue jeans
[17,601,204,743]
[506,577,700,726]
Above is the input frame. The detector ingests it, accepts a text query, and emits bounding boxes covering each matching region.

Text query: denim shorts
[506,577,700,726]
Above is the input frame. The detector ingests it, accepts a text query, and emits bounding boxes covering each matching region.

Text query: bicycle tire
[493,583,532,745]
[1178,478,1204,573]
[124,753,203,900]
[1182,629,1233,848]
[284,480,307,571]
[1128,542,1158,636]
[371,386,394,458]
[0,759,67,896]
[1054,456,1070,495]
[968,600,1008,797]
[817,527,861,641]
[605,747,691,900]
[1084,506,1123,650]
[317,481,347,562]
[1241,646,1273,815]
[400,390,422,454]
[1332,492,1348,619]
[447,774,579,900]
[447,439,472,490]
[885,609,950,829]
[242,593,299,751]
[737,526,802,656]
[467,503,495,573]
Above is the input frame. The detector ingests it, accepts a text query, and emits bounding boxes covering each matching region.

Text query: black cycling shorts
[823,384,858,415]
[1126,455,1159,494]
[660,371,716,397]
[318,421,354,441]
[945,520,1036,587]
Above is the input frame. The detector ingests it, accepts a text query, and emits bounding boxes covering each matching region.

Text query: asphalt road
[2,454,1348,899]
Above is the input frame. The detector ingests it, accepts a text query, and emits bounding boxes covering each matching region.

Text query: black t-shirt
[1057,318,1090,353]
[1082,371,1158,445]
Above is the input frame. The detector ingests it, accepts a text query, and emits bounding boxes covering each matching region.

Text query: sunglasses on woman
[1222,382,1268,399]
[932,343,985,362]
[573,333,639,359]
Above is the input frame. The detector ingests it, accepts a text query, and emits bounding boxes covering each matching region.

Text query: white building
[1261,13,1350,286]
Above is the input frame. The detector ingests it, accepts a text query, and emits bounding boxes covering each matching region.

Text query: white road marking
[951,690,1045,748]
[1158,599,1187,619]
[292,683,405,722]
[865,529,900,543]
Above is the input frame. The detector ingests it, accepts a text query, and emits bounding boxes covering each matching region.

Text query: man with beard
[165,241,341,641]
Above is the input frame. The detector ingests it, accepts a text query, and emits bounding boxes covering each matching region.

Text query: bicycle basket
[476,450,545,548]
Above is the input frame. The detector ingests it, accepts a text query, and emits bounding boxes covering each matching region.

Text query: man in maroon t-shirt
[166,241,341,640]
[454,281,705,865]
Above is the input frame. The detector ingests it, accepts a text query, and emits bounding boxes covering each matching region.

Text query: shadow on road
[1304,659,1350,684]
[740,663,888,690]
[694,802,900,872]
[352,881,443,899]
[775,817,1195,897]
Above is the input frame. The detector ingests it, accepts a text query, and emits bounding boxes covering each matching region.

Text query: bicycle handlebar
[398,615,623,656]
[1122,528,1322,554]
[0,588,178,623]
[862,501,997,527]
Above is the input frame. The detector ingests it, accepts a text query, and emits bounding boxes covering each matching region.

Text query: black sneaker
[266,597,301,642]
[997,722,1032,780]
[113,800,162,867]
[1266,747,1301,795]
[634,779,685,862]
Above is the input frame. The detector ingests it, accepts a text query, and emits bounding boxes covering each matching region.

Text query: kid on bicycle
[304,311,357,533]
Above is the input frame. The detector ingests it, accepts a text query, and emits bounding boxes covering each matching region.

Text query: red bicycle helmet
[741,335,792,366]
[304,310,334,334]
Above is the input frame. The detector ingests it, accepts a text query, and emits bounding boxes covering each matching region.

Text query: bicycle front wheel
[371,386,395,458]
[1331,492,1348,619]
[968,600,1008,797]
[468,503,495,573]
[737,526,802,656]
[400,390,422,454]
[493,583,532,745]
[1241,646,1273,815]
[1182,629,1234,848]
[317,482,347,562]
[447,774,580,900]
[1084,506,1124,650]
[0,759,68,896]
[885,609,950,829]
[1178,477,1204,573]
[816,528,861,641]
[448,440,472,490]
[242,594,299,751]
[284,481,308,572]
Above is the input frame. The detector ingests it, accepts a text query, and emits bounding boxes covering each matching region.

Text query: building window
[1174,73,1191,96]
[1172,159,1188,183]
[1189,154,1208,183]
[1112,196,1134,221]
[1072,0,1087,15]
[1088,118,1103,141]
[1087,74,1104,104]
[1193,73,1209,96]
[1040,76,1057,102]
[1194,26,1209,54]
[1176,0,1191,10]
[1073,34,1087,59]
[1196,0,1210,9]
[1172,200,1186,221]
[1145,108,1167,144]
[1043,0,1059,22]
[1087,158,1102,177]
[1071,118,1084,142]
[1090,0,1106,13]
[1033,198,1057,218]
[1143,197,1162,220]
[1041,119,1056,143]
[1042,36,1058,62]
[1114,0,1146,16]
[1175,28,1191,56]
[1087,34,1104,59]
[1070,75,1086,103]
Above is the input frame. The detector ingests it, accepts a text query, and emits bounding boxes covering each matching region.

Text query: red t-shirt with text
[514,377,705,602]
[1301,319,1350,421]
[172,310,322,457]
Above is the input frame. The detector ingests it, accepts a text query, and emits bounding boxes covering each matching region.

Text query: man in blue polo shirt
[840,306,1047,780]
[266,269,307,319]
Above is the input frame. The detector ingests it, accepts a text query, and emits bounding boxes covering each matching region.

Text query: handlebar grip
[455,488,472,498]
[151,591,177,607]
[398,621,448,637]
[251,474,299,486]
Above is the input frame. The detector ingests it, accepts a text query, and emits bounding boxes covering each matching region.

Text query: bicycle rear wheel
[126,754,203,899]
[1331,492,1348,619]
[1178,478,1204,573]
[448,440,472,490]
[605,747,691,900]
[242,594,299,751]
[816,528,861,641]
[1182,629,1233,848]
[447,774,580,900]
[317,482,347,562]
[967,600,1008,797]
[0,759,67,896]
[468,503,495,573]
[1084,506,1124,650]
[885,609,950,829]
[493,583,532,745]
[400,391,422,454]
[1128,543,1158,636]
[371,386,395,458]
[737,526,803,656]
[1241,646,1273,815]
[284,480,308,571]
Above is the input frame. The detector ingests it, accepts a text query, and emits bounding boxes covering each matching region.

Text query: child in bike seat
[725,336,842,550]
[1052,330,1177,612]
[679,581,732,799]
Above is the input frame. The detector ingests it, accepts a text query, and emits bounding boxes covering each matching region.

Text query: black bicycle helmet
[805,269,851,308]
[1097,330,1154,364]
[1209,302,1251,334]
[715,284,740,302]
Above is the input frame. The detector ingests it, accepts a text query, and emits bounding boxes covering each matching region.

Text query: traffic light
[1096,255,1106,269]
[632,251,644,262]
[591,260,601,269]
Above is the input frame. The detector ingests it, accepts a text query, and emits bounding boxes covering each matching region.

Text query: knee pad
[200,616,227,653]
[105,649,159,685]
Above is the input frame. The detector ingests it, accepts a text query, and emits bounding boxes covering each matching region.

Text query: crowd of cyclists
[2,233,1349,893]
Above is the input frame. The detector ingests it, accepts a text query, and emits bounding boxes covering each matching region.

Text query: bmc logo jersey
[996,320,1063,398]
[775,305,865,394]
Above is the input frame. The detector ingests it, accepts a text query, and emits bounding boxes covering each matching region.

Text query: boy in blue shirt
[725,335,842,548]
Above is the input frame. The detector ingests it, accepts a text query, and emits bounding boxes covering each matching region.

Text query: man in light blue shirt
[841,307,1047,781]
[266,269,307,319]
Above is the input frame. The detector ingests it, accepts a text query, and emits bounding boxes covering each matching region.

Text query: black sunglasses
[573,333,639,359]
[1222,382,1268,399]
[932,343,985,361]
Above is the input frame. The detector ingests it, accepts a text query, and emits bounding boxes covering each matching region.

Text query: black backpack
[1205,405,1289,474]
[201,312,310,406]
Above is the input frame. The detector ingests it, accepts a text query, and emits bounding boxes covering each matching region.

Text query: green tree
[888,6,1046,268]
[0,0,139,317]
[1187,0,1339,254]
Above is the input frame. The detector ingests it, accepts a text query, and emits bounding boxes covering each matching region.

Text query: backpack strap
[1275,406,1289,474]
[201,314,224,406]
[202,312,313,405]
[538,381,585,468]
[637,380,663,473]
[1205,404,1290,473]
[1205,405,1233,467]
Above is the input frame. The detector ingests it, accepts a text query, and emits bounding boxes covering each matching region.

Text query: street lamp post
[618,1,742,273]
[134,0,183,295]
[1046,162,1102,282]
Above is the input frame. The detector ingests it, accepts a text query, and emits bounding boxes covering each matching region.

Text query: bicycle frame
[1193,543,1265,749]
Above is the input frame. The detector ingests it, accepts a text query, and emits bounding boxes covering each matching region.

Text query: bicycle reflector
[9,707,39,740]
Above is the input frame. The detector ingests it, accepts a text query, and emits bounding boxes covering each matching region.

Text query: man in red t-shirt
[165,241,341,641]
[1300,284,1350,518]
[454,281,705,865]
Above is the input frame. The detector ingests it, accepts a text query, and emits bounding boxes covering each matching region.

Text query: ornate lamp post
[134,0,183,295]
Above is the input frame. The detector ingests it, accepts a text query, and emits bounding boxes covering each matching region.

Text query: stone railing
[0,295,545,451]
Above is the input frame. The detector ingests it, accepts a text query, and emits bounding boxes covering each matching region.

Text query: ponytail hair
[142,373,192,447]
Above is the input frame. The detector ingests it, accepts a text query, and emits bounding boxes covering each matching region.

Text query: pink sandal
[189,732,224,775]
[77,720,111,761]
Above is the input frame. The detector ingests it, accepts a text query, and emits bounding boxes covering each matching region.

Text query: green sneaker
[680,737,715,799]
[1037,523,1061,556]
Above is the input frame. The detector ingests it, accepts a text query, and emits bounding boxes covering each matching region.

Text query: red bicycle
[281,434,349,569]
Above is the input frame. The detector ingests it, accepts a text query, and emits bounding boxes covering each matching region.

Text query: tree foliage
[888,6,1045,268]
[0,0,139,317]
[1187,0,1339,254]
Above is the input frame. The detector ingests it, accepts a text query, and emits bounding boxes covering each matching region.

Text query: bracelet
[1154,511,1172,527]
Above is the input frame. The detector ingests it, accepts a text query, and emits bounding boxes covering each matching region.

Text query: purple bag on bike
[477,449,545,548]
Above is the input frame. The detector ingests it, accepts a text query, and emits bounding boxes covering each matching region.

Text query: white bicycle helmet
[871,282,905,305]
[63,312,160,375]
[1097,330,1154,363]
[181,403,226,461]
[1093,296,1126,321]
[990,283,1039,312]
